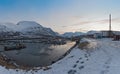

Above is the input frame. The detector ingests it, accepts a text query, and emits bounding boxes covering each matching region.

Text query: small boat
[4,43,26,51]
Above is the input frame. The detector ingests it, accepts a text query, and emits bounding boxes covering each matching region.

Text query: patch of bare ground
[0,54,51,71]
[78,41,89,49]
[0,54,18,69]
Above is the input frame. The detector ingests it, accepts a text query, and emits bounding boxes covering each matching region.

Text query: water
[0,41,75,67]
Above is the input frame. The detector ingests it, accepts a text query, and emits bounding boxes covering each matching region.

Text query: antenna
[109,14,112,37]
[109,14,111,31]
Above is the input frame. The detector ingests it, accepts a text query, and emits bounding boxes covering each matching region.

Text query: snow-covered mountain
[16,21,57,36]
[62,32,85,38]
[1,23,17,31]
[86,30,101,35]
[0,25,12,32]
[0,21,58,36]
[0,24,18,36]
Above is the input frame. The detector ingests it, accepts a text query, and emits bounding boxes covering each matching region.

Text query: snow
[0,21,57,36]
[1,23,17,31]
[87,30,101,35]
[62,30,103,38]
[16,21,43,31]
[62,32,85,38]
[15,21,57,36]
[0,21,42,31]
[0,25,13,32]
[0,38,120,74]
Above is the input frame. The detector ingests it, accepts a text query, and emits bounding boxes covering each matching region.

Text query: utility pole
[109,14,112,37]
[109,14,111,31]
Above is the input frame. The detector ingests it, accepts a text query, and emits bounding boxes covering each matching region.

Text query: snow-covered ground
[0,38,120,74]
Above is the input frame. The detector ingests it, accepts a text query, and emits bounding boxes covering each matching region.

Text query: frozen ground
[0,38,120,74]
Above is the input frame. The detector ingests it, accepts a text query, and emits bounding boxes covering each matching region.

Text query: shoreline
[0,41,77,71]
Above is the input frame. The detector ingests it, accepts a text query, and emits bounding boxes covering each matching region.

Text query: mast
[109,14,111,31]
[109,14,112,37]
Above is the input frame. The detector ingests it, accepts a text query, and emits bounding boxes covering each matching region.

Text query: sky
[0,0,120,34]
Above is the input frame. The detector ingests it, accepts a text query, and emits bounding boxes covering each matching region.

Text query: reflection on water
[0,41,75,67]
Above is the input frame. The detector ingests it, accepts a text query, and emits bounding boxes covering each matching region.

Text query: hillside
[0,21,58,36]
[62,32,85,38]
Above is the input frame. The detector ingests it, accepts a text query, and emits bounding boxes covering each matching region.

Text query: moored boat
[4,43,26,51]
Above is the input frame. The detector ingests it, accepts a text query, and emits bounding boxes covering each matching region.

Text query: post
[109,14,111,31]
[109,14,112,37]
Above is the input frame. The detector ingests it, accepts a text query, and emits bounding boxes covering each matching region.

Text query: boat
[4,43,26,51]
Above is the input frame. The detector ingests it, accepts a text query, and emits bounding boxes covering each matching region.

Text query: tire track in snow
[98,41,112,74]
[100,58,111,74]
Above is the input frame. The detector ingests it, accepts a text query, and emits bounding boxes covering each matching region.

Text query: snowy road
[0,38,120,74]
[98,39,120,74]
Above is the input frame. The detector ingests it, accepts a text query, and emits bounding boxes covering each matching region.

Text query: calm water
[0,41,75,67]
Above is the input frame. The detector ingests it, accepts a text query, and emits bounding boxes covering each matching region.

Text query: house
[101,31,114,38]
[113,31,120,40]
[113,35,120,40]
[86,31,102,39]
[93,33,102,39]
[100,30,120,40]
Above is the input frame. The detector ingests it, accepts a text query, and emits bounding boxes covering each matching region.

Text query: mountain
[86,30,101,35]
[0,25,12,32]
[62,32,85,38]
[1,23,17,31]
[0,21,58,36]
[0,24,18,37]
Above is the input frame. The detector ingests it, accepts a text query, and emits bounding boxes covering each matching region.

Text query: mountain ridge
[0,21,58,36]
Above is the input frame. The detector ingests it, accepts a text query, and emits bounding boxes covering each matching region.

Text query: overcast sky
[0,0,120,33]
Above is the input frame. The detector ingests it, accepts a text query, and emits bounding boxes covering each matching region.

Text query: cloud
[73,21,94,25]
[62,20,95,28]
[67,17,120,27]
[112,18,120,23]
[70,16,84,20]
[96,18,120,24]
